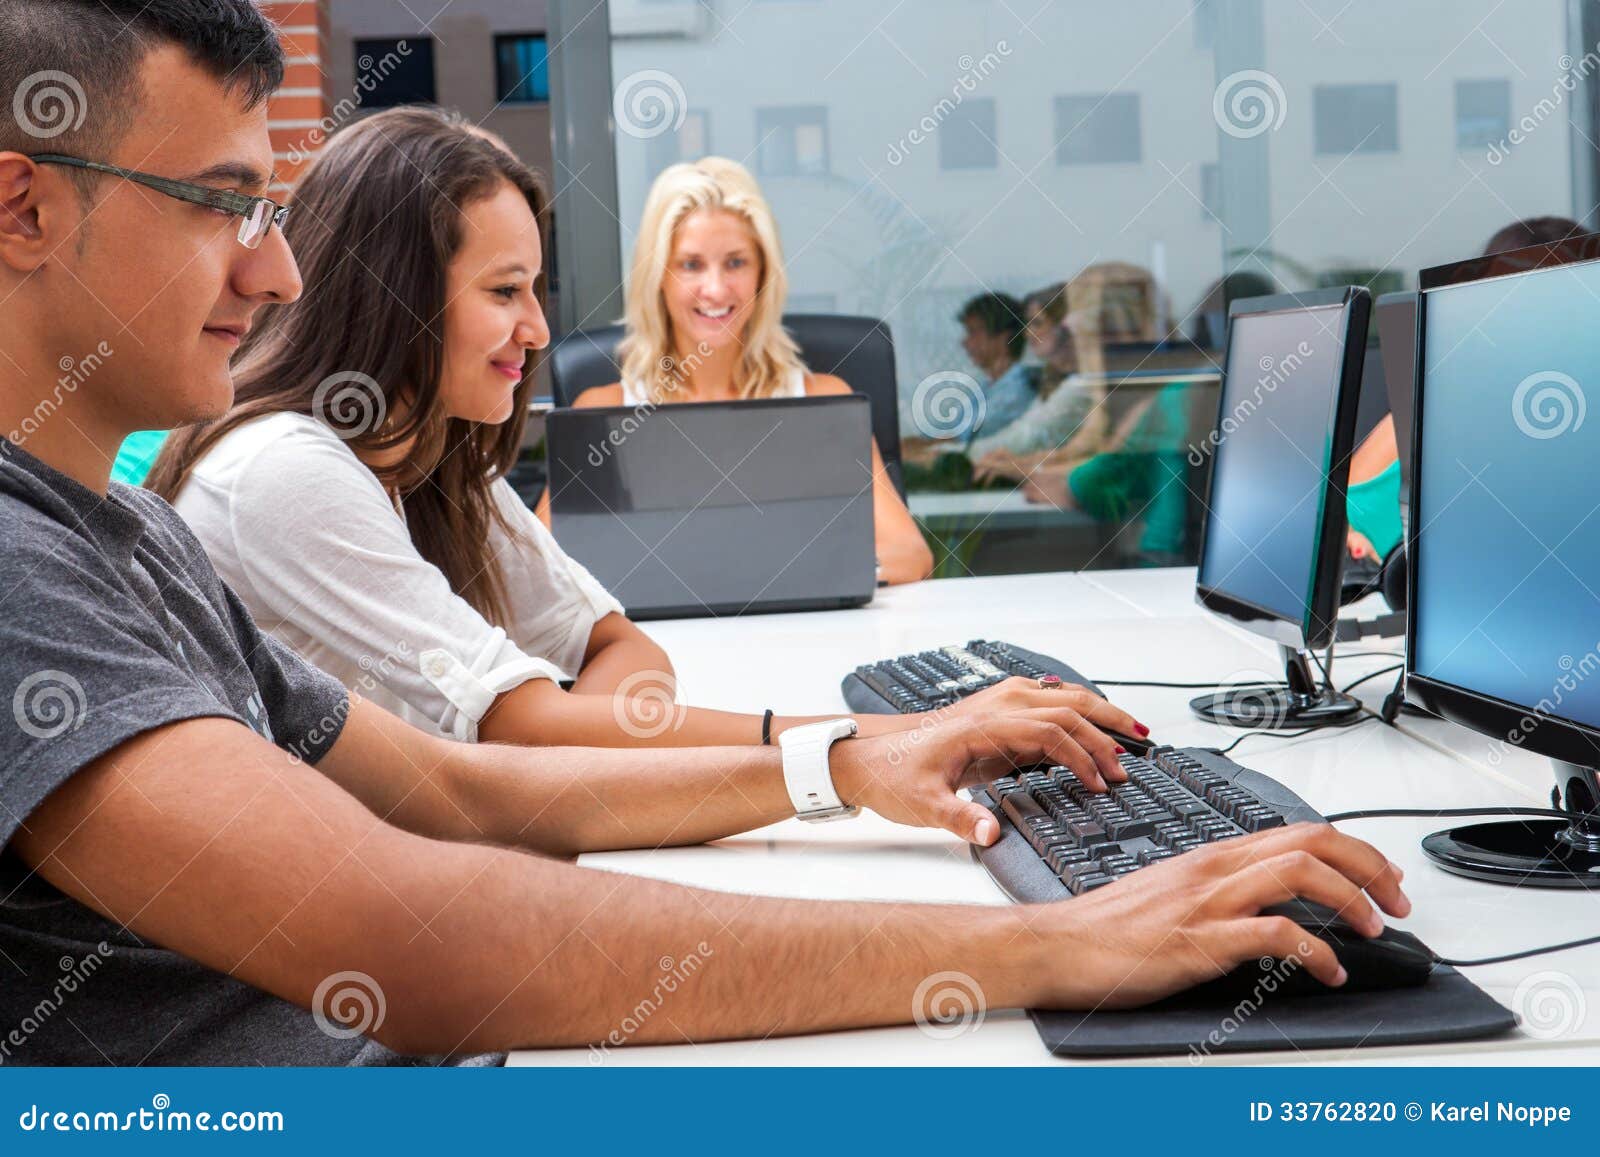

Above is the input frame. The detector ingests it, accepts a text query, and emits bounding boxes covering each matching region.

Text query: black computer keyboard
[842,640,1326,903]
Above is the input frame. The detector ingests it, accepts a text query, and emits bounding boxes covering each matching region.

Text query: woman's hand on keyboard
[1025,823,1412,1008]
[942,677,1146,746]
[831,710,1140,845]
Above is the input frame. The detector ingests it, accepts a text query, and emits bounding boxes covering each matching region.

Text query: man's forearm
[386,842,1045,1054]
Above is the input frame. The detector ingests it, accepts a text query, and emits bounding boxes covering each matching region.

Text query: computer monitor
[1191,287,1372,729]
[1374,291,1418,504]
[1407,234,1600,887]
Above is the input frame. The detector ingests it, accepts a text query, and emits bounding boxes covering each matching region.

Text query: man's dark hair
[958,291,1027,361]
[1481,215,1586,257]
[0,0,283,169]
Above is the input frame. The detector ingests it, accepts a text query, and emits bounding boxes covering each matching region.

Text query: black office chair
[547,313,906,497]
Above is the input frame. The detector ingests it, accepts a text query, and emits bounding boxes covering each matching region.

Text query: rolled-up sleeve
[221,435,566,742]
[488,480,624,678]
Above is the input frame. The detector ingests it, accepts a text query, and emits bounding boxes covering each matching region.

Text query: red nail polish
[1135,723,1151,737]
[1115,745,1127,754]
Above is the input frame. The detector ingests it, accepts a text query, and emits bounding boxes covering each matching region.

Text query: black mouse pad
[1029,967,1516,1057]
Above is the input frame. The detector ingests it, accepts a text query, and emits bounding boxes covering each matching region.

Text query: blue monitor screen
[1198,304,1349,626]
[1415,259,1600,730]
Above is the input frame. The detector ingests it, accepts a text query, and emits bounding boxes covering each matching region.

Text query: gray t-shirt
[0,439,498,1066]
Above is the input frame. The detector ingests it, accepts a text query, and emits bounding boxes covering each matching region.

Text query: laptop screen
[545,395,877,618]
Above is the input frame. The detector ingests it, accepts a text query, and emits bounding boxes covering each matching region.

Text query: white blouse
[172,412,623,741]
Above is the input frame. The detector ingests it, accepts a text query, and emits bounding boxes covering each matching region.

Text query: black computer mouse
[1175,898,1435,1005]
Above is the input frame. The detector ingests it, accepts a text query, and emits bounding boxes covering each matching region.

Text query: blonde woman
[537,158,934,584]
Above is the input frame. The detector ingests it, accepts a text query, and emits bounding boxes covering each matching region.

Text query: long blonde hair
[619,157,804,403]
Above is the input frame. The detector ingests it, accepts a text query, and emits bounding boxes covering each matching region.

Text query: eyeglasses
[29,153,290,250]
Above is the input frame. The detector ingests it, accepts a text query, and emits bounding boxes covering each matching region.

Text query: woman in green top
[111,429,168,486]
[1345,414,1402,562]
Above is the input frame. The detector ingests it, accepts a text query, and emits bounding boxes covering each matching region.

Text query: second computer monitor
[1190,287,1371,727]
[1408,235,1600,886]
[1196,288,1371,649]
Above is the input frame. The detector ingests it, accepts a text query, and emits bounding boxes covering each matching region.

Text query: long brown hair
[148,105,548,624]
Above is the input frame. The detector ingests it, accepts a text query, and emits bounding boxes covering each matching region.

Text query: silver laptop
[544,395,877,619]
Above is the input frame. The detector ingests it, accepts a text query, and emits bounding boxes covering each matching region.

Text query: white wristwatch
[779,718,860,822]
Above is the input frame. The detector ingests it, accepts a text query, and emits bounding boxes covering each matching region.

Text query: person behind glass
[148,111,1096,749]
[535,157,933,584]
[1021,281,1074,396]
[1345,215,1585,563]
[970,262,1162,484]
[955,291,1036,440]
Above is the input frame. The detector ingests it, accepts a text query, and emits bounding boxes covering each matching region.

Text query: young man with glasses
[0,0,1408,1065]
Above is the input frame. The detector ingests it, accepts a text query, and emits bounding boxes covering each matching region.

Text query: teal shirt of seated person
[111,429,169,486]
[1067,382,1192,560]
[1345,458,1403,560]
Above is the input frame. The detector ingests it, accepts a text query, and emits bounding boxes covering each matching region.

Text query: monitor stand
[1422,760,1600,888]
[1188,643,1362,730]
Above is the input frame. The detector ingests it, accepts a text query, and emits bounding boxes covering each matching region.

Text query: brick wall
[260,1,332,196]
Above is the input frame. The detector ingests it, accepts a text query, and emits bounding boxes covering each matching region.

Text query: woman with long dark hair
[149,107,1142,757]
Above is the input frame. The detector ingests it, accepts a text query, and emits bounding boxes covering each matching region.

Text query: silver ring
[1037,675,1063,690]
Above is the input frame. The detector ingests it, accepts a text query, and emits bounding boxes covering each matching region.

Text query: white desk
[511,569,1600,1066]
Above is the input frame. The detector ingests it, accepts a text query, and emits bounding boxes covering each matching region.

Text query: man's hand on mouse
[1009,823,1411,1010]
